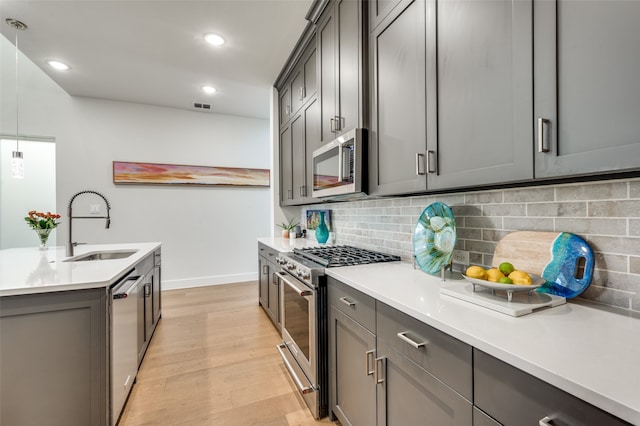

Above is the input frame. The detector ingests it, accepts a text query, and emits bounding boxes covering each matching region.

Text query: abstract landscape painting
[113,161,270,187]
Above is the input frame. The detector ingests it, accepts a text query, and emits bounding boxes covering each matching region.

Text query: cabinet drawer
[376,301,472,401]
[328,277,376,333]
[258,243,279,263]
[474,349,629,426]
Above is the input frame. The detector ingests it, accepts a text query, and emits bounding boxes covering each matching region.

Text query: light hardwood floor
[119,281,337,426]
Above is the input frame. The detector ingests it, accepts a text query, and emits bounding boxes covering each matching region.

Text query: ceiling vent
[192,102,212,112]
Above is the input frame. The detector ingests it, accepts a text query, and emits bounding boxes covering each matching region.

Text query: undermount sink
[64,250,138,262]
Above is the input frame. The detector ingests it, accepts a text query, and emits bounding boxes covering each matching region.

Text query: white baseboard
[162,272,258,291]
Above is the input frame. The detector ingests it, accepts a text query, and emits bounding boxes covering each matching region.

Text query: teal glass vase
[315,211,329,244]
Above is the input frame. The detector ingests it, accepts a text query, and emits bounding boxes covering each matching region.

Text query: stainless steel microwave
[312,128,365,198]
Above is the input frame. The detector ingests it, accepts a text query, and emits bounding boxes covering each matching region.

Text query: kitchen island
[0,242,162,426]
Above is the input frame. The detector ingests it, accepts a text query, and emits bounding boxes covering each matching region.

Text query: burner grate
[294,245,400,267]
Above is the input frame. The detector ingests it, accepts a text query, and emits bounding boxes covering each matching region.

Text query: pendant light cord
[15,26,19,152]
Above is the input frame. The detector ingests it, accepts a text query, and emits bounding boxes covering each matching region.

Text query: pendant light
[6,18,27,179]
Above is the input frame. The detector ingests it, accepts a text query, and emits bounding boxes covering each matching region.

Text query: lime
[499,262,515,276]
[498,277,513,284]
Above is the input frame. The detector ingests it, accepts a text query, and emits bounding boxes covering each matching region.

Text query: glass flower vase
[315,211,329,244]
[34,228,53,251]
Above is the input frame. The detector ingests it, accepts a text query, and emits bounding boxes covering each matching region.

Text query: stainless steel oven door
[279,271,317,386]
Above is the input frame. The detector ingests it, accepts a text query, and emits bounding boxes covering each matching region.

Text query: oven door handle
[278,272,314,298]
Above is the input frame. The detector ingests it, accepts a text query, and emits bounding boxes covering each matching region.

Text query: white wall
[59,98,271,288]
[1,35,272,288]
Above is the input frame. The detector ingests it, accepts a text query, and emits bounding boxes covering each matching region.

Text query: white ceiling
[0,0,313,119]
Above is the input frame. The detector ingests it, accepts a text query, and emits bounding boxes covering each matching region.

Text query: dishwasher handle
[113,275,142,299]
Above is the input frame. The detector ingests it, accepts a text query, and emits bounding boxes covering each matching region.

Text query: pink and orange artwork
[113,161,270,187]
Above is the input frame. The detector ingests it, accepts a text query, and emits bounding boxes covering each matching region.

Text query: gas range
[276,245,401,288]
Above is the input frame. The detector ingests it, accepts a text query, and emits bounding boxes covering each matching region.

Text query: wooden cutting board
[492,231,595,299]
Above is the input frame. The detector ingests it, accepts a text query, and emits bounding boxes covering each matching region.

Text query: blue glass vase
[315,211,329,244]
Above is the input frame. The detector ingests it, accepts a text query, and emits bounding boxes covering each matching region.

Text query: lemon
[508,270,532,285]
[486,268,505,282]
[498,277,513,284]
[466,266,487,280]
[499,262,515,276]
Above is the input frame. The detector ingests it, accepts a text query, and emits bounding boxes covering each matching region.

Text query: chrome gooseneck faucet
[66,190,111,257]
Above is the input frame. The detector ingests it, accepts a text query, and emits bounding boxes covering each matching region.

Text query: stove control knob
[301,271,311,280]
[287,263,296,271]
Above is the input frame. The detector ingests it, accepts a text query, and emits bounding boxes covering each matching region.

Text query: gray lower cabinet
[0,288,108,426]
[137,251,161,366]
[328,277,472,425]
[376,338,472,425]
[425,0,534,190]
[534,0,640,178]
[474,349,630,425]
[369,0,427,196]
[329,276,377,425]
[258,243,280,330]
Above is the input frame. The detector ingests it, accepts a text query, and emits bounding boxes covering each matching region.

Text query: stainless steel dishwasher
[111,270,144,426]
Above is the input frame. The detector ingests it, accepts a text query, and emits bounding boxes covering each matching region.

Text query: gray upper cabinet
[426,0,534,190]
[280,125,294,203]
[279,85,292,126]
[369,0,404,31]
[279,36,317,129]
[369,0,427,196]
[534,0,640,178]
[318,0,365,143]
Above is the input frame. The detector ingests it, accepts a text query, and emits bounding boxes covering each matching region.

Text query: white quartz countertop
[326,261,640,425]
[257,236,335,252]
[0,242,161,297]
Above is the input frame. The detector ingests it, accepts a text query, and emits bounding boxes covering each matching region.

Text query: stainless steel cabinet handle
[262,265,268,274]
[287,189,293,200]
[144,283,151,297]
[299,86,305,100]
[285,105,290,116]
[426,150,436,173]
[271,272,277,285]
[300,186,306,197]
[337,116,344,132]
[374,357,385,384]
[539,416,553,426]
[416,153,425,175]
[397,331,427,349]
[339,296,356,307]
[330,118,335,133]
[538,118,550,153]
[365,350,375,376]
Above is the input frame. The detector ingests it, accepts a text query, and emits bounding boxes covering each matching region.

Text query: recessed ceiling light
[46,60,70,71]
[204,33,225,46]
[202,86,217,94]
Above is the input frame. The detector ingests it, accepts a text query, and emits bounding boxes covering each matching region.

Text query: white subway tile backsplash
[304,178,640,312]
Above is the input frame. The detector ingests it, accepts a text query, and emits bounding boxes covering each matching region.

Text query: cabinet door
[291,113,306,202]
[369,0,427,196]
[267,265,280,328]
[0,289,107,426]
[336,0,361,136]
[329,306,377,426]
[291,68,304,116]
[258,256,269,308]
[534,0,640,178]
[280,125,293,204]
[370,0,403,31]
[426,0,533,190]
[279,85,291,127]
[152,265,161,324]
[304,98,320,203]
[303,41,317,102]
[319,7,337,145]
[376,338,473,426]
